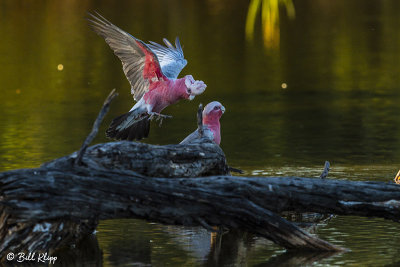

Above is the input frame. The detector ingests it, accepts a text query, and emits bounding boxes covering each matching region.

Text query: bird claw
[148,112,172,126]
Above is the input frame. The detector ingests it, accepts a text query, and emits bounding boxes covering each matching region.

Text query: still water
[1,0,400,265]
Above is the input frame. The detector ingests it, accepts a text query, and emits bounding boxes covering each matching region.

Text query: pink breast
[143,78,188,113]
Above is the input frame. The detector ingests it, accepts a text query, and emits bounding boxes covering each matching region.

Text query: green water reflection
[246,0,295,49]
[1,0,400,266]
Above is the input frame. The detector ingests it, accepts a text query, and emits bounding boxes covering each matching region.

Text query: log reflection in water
[50,216,341,266]
[53,234,103,267]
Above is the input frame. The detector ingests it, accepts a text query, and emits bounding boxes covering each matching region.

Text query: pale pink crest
[203,101,225,145]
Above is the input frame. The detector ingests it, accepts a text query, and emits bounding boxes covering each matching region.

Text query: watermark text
[7,252,57,264]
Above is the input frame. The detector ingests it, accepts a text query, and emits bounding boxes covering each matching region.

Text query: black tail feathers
[106,111,150,141]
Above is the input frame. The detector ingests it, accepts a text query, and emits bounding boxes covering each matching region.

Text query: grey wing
[180,126,214,145]
[88,12,165,101]
[180,128,201,145]
[147,37,187,79]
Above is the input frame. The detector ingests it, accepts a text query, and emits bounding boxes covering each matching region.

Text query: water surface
[1,0,400,266]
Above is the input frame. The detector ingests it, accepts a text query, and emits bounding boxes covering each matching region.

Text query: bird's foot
[149,112,172,126]
[149,112,172,120]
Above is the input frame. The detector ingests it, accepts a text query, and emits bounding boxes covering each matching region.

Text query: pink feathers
[202,101,225,145]
[180,101,225,145]
[136,41,165,83]
[143,78,192,113]
[88,13,207,140]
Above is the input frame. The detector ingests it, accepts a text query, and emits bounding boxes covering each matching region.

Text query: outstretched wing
[147,37,187,79]
[88,12,166,101]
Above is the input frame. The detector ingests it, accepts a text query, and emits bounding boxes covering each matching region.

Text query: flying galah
[180,101,225,145]
[88,13,207,140]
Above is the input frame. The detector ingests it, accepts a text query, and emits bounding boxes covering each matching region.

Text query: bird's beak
[221,106,226,114]
[189,95,195,100]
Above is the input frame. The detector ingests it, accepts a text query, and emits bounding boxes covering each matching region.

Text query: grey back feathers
[180,126,214,145]
[147,37,187,79]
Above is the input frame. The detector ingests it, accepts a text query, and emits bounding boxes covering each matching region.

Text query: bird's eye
[214,106,219,110]
[187,89,191,94]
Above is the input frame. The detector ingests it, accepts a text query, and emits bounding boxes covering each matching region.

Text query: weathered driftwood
[2,152,400,257]
[0,139,345,258]
[1,90,399,260]
[0,91,342,259]
[47,139,229,178]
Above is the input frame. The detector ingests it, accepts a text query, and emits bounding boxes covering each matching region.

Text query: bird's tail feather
[106,111,150,141]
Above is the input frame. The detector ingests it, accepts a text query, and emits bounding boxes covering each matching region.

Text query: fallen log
[0,90,345,259]
[0,140,344,257]
[1,90,399,260]
[2,149,400,256]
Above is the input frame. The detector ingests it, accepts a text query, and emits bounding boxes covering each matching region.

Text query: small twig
[197,103,204,138]
[320,161,330,179]
[196,217,217,232]
[228,166,244,174]
[75,89,119,165]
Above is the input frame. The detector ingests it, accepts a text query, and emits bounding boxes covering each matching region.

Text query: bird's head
[203,101,225,123]
[184,75,207,100]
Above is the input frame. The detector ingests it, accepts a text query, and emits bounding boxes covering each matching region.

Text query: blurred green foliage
[246,0,295,49]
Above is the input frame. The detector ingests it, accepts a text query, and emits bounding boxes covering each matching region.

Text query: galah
[88,13,207,140]
[180,101,225,145]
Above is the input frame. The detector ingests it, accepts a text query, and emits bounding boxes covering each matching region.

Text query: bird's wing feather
[88,12,166,101]
[180,126,214,145]
[147,37,187,79]
[179,128,201,145]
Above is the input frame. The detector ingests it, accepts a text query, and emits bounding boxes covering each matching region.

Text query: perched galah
[180,101,225,145]
[88,13,207,140]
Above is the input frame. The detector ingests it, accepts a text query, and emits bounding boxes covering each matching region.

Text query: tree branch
[75,89,118,165]
[320,161,330,179]
[197,103,204,138]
